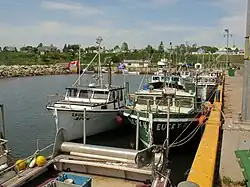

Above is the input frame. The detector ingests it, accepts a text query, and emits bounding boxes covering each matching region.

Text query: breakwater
[0,64,70,78]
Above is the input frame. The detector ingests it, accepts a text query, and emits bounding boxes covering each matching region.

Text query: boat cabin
[132,89,196,112]
[151,75,182,84]
[64,87,124,104]
[180,71,191,79]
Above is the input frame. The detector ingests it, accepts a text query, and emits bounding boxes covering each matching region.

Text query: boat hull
[124,112,201,148]
[47,108,119,141]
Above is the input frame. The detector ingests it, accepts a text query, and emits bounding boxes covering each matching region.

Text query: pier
[185,70,250,187]
[187,80,223,186]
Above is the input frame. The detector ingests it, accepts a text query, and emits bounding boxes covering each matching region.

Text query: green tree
[37,43,43,48]
[114,45,120,51]
[121,42,129,52]
[145,45,154,55]
[158,41,164,53]
[63,44,68,52]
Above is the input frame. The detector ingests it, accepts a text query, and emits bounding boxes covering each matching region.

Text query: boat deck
[22,171,140,187]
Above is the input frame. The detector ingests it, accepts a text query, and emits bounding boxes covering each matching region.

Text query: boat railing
[125,97,204,114]
[46,94,65,107]
[0,141,54,178]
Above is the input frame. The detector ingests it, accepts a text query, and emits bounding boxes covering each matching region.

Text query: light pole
[242,0,250,121]
[224,28,233,68]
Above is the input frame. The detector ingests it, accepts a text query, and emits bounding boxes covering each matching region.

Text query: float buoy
[15,159,27,171]
[36,156,46,167]
[115,115,123,125]
[199,115,206,125]
[29,157,36,168]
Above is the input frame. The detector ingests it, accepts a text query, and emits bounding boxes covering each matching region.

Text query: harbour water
[0,74,199,185]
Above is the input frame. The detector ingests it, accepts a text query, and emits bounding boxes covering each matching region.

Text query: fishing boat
[46,36,125,141]
[0,104,17,184]
[195,71,219,102]
[123,73,203,148]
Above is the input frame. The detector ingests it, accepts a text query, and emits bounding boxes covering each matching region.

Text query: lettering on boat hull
[71,113,90,120]
[130,118,191,131]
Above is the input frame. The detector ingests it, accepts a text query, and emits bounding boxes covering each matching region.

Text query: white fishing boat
[47,37,125,141]
[196,71,219,102]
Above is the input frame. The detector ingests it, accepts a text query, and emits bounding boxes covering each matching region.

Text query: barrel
[228,68,235,76]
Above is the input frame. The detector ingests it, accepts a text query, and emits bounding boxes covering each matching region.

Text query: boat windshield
[175,97,193,108]
[78,90,93,98]
[136,96,154,105]
[156,97,173,106]
[66,88,78,97]
[93,91,109,99]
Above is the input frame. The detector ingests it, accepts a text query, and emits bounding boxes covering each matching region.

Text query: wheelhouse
[64,87,124,104]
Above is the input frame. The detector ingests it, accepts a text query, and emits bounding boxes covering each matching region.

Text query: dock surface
[219,72,245,182]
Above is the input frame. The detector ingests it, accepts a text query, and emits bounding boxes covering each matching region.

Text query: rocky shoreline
[0,64,70,78]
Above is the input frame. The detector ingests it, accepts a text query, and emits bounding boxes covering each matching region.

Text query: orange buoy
[199,115,206,125]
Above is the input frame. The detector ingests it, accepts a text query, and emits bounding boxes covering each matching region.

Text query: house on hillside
[3,46,17,52]
[37,45,57,55]
[123,59,151,68]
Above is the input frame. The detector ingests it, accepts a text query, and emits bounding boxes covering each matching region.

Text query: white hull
[48,108,119,141]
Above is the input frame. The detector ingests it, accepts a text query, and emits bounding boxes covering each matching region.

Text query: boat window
[79,90,92,98]
[137,96,154,105]
[93,91,109,99]
[120,90,123,101]
[175,97,193,108]
[173,77,179,82]
[156,97,173,106]
[152,76,160,81]
[109,91,115,101]
[66,88,77,97]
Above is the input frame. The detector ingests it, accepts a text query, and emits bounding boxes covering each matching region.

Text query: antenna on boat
[78,44,81,86]
[96,36,103,88]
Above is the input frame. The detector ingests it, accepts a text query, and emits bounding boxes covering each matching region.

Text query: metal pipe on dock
[57,158,152,175]
[60,142,162,162]
[70,152,135,164]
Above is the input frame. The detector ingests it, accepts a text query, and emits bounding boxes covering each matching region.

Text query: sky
[0,0,247,49]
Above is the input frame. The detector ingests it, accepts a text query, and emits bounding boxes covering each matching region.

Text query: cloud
[0,0,246,49]
[185,0,247,47]
[0,19,200,49]
[40,1,103,16]
[117,0,176,8]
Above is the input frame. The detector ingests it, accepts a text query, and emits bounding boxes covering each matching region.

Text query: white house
[123,60,151,68]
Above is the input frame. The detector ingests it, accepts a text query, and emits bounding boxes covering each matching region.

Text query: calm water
[0,74,143,157]
[0,74,198,185]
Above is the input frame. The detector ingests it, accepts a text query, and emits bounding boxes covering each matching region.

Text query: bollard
[177,181,199,187]
[215,89,220,102]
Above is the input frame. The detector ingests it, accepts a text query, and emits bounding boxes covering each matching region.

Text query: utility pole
[96,36,103,88]
[242,0,250,121]
[224,28,233,69]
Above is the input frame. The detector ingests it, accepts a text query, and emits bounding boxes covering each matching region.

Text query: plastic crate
[56,173,92,187]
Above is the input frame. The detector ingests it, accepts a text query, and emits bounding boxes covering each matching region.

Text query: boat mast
[78,45,81,86]
[162,97,170,174]
[96,36,103,88]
